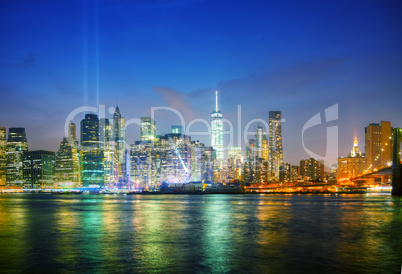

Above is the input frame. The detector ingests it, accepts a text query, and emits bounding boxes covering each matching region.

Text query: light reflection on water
[0,194,401,273]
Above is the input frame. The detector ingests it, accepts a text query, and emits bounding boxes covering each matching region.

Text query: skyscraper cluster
[131,131,215,188]
[0,91,285,189]
[1,91,397,190]
[242,112,284,184]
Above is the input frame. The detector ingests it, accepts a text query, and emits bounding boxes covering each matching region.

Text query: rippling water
[0,193,401,273]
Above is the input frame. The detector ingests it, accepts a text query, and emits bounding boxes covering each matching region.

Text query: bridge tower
[392,128,402,196]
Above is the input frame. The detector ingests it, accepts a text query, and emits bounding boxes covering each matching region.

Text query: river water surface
[0,193,401,273]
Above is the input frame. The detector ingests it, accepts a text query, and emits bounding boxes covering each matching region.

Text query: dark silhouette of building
[23,150,55,189]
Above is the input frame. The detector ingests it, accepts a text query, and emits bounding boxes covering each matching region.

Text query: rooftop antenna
[215,90,218,112]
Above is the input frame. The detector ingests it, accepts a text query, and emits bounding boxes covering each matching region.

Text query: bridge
[351,128,402,196]
[350,166,392,183]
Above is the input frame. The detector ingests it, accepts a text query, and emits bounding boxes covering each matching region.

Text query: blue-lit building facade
[81,114,104,187]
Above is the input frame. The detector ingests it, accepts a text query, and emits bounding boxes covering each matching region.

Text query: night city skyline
[1,2,402,273]
[1,0,402,167]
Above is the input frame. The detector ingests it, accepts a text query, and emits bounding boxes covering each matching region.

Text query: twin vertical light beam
[82,0,100,113]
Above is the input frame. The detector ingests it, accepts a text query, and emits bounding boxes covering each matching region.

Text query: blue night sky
[1,0,401,167]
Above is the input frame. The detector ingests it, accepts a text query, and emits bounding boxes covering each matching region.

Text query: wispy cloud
[154,86,199,121]
[1,52,36,69]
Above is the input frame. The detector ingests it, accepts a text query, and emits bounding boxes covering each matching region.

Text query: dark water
[0,194,401,273]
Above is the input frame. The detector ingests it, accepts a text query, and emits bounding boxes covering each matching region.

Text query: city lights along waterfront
[1,90,401,195]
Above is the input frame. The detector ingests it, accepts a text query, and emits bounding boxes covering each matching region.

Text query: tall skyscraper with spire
[211,90,223,161]
[337,136,365,181]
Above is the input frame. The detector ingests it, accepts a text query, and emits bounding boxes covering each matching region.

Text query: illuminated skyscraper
[300,158,324,182]
[228,147,242,180]
[113,106,126,186]
[140,117,156,141]
[81,114,104,187]
[23,150,55,189]
[261,134,269,162]
[0,127,6,186]
[130,139,160,189]
[365,121,392,172]
[69,121,77,142]
[81,114,100,145]
[337,137,365,181]
[243,139,256,183]
[246,139,255,164]
[279,162,291,183]
[279,163,299,183]
[159,133,192,184]
[54,137,81,188]
[100,118,112,145]
[269,111,283,179]
[6,128,28,187]
[254,125,270,183]
[191,140,205,181]
[202,146,215,182]
[350,137,361,157]
[100,118,114,186]
[211,90,223,161]
[255,125,263,158]
[113,106,126,163]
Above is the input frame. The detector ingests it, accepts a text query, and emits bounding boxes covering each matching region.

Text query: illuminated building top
[349,136,361,157]
[211,90,223,161]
